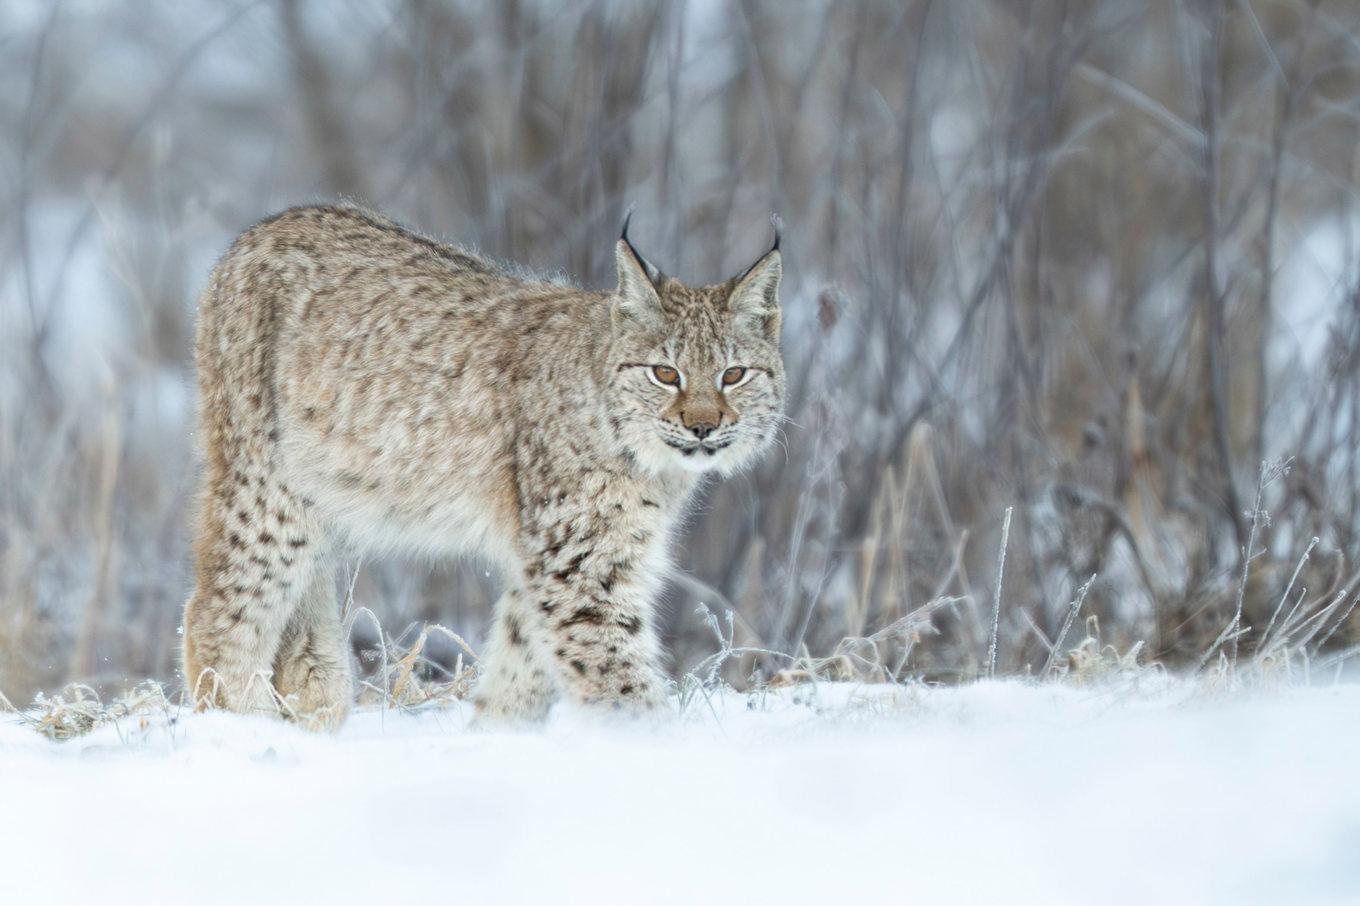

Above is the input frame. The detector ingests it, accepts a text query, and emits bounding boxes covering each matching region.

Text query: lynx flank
[181,205,785,729]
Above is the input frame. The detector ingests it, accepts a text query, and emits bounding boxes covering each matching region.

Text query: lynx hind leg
[272,565,353,731]
[474,591,559,725]
[182,467,323,721]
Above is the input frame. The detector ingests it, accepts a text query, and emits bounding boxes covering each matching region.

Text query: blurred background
[4,0,1360,702]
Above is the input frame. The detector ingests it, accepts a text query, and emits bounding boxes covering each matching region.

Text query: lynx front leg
[474,589,559,724]
[520,505,671,713]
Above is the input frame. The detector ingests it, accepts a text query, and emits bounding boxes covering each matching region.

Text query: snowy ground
[3,677,1358,905]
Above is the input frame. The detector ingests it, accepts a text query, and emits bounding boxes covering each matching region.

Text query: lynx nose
[683,413,720,440]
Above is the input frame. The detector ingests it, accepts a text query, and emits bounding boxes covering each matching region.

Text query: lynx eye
[721,367,747,387]
[652,365,681,386]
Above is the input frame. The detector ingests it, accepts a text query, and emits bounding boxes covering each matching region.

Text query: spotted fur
[181,204,785,728]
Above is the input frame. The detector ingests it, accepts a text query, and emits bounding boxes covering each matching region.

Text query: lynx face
[608,233,785,477]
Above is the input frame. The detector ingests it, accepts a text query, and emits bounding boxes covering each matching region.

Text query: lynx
[181,204,785,729]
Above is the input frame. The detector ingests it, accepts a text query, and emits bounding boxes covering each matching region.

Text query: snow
[3,678,1359,905]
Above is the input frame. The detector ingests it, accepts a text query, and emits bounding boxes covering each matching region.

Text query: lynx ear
[613,214,665,328]
[729,238,782,342]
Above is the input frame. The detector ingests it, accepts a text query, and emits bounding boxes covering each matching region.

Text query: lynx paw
[274,659,352,732]
[472,682,556,728]
[581,674,671,719]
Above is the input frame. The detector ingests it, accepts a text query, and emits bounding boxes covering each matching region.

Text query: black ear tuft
[770,213,784,253]
[617,208,663,285]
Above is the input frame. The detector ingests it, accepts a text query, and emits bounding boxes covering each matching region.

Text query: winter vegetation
[5,0,1360,699]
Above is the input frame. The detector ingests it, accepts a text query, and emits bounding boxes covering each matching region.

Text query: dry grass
[353,619,480,711]
[8,681,176,742]
[4,586,1344,743]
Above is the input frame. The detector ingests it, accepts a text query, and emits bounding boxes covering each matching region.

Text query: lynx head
[606,217,785,477]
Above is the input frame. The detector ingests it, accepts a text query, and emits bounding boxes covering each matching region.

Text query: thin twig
[1045,575,1096,677]
[987,507,1014,679]
[1259,536,1319,659]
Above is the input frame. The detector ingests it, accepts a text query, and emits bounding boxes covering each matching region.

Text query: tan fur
[182,204,785,728]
